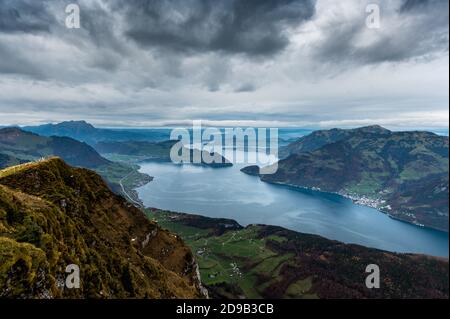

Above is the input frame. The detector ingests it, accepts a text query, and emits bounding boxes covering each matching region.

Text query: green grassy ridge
[0,158,202,298]
[147,209,449,299]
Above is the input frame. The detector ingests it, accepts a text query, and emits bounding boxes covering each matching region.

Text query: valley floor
[145,209,449,299]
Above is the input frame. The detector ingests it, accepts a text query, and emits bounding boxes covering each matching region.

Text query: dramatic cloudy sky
[0,0,448,129]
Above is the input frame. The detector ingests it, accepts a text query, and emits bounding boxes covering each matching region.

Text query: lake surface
[137,156,449,257]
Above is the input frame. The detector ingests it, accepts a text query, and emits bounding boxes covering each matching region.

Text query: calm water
[137,155,449,257]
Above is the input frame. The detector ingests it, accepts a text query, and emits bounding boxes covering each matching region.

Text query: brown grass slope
[0,157,202,298]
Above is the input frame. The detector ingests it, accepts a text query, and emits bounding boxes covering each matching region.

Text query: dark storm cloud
[78,2,128,57]
[118,0,316,56]
[313,0,449,65]
[0,0,127,77]
[0,0,54,33]
[399,0,447,13]
[0,0,448,128]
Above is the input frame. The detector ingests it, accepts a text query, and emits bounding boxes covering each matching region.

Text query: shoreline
[260,180,447,234]
[131,169,448,257]
[145,207,449,259]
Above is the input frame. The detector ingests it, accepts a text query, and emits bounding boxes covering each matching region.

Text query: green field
[146,210,317,299]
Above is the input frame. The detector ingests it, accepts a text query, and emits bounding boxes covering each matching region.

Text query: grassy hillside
[0,128,151,205]
[147,209,449,299]
[278,125,391,159]
[0,127,110,168]
[243,126,449,231]
[0,158,203,298]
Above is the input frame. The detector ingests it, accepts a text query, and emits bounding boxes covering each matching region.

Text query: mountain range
[0,127,109,168]
[242,125,449,231]
[0,128,151,204]
[23,121,170,146]
[0,121,448,299]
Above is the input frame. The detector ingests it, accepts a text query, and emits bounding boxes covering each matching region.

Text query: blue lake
[137,159,449,257]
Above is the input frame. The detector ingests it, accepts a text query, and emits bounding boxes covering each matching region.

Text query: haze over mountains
[23,121,170,146]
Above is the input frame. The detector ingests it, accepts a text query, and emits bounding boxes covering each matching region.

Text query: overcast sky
[0,0,448,129]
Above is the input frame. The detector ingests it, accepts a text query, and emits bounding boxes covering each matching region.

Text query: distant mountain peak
[0,127,40,142]
[54,120,96,129]
[0,127,31,135]
[355,125,391,134]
